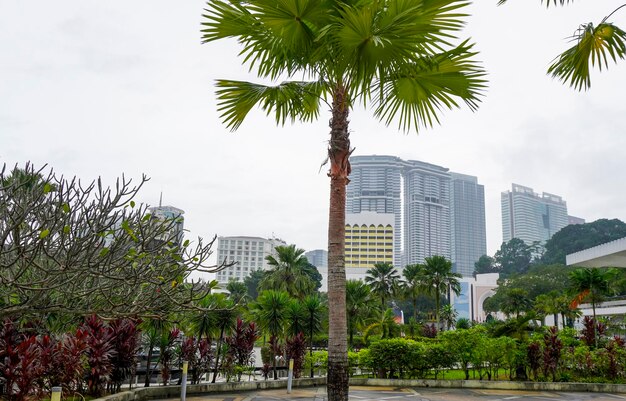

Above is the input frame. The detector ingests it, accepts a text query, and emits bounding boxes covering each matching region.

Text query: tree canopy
[543,219,626,265]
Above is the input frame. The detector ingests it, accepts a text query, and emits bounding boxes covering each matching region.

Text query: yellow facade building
[345,212,395,277]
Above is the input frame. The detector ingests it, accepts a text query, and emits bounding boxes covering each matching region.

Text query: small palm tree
[260,245,315,299]
[402,264,427,321]
[250,290,290,379]
[345,280,377,349]
[365,263,401,310]
[421,256,461,330]
[302,294,326,378]
[226,279,248,304]
[569,267,617,322]
[440,304,458,331]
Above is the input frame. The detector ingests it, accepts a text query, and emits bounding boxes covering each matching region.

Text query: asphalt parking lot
[180,385,626,401]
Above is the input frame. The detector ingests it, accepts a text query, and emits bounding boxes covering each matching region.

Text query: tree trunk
[211,326,225,383]
[326,85,350,401]
[144,343,154,387]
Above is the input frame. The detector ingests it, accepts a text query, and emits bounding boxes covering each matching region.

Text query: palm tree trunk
[144,343,154,387]
[413,298,417,322]
[326,85,350,401]
[211,326,225,383]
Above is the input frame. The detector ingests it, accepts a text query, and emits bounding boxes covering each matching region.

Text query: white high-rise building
[215,236,286,284]
[450,173,487,277]
[501,184,569,246]
[347,155,403,267]
[403,160,451,266]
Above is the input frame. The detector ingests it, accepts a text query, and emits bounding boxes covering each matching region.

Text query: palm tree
[250,290,290,379]
[202,2,484,398]
[345,280,377,349]
[259,245,315,299]
[421,255,461,330]
[500,288,532,319]
[139,318,171,387]
[402,264,427,321]
[440,304,458,331]
[569,267,617,322]
[302,294,326,378]
[286,298,308,337]
[211,297,237,383]
[365,263,401,310]
[226,279,248,304]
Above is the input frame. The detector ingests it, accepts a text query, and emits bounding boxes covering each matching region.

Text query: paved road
[182,386,626,401]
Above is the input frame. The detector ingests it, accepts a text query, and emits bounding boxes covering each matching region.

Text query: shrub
[285,333,306,378]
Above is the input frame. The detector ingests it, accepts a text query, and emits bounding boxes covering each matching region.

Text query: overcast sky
[1,1,625,276]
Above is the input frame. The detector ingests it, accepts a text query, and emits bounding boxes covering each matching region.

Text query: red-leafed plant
[180,337,199,384]
[542,326,563,381]
[226,319,259,367]
[421,324,437,338]
[527,341,542,380]
[55,329,89,394]
[197,338,213,383]
[0,319,44,401]
[159,328,180,385]
[285,332,307,379]
[108,318,140,393]
[82,315,114,396]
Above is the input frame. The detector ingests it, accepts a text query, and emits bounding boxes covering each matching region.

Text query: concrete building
[566,236,626,268]
[304,249,327,270]
[501,184,569,246]
[345,212,394,281]
[148,205,185,245]
[450,273,500,322]
[403,160,451,266]
[450,173,487,277]
[568,215,586,225]
[215,236,286,284]
[347,155,403,267]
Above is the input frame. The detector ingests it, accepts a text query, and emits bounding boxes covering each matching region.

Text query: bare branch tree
[0,163,228,319]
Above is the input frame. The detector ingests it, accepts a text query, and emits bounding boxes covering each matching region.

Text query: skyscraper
[403,160,451,266]
[501,184,569,246]
[450,173,487,276]
[347,155,403,267]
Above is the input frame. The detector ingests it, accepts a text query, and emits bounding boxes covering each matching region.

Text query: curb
[94,377,626,401]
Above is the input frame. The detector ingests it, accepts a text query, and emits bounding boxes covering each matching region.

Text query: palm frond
[203,0,326,80]
[548,23,626,91]
[373,41,486,132]
[215,80,327,130]
[332,0,472,96]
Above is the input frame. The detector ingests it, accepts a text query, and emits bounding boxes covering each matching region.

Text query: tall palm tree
[365,263,401,310]
[250,290,290,379]
[202,2,484,398]
[421,255,461,330]
[345,280,377,349]
[259,244,315,299]
[402,264,427,321]
[440,304,458,330]
[209,295,237,383]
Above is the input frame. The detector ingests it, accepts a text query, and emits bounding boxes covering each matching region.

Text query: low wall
[96,377,626,401]
[98,377,327,401]
[351,378,626,393]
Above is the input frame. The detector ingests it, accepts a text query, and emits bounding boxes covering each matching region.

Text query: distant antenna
[159,192,163,207]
